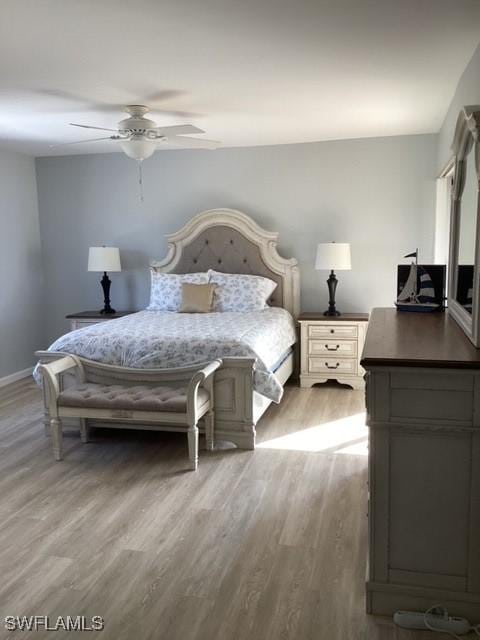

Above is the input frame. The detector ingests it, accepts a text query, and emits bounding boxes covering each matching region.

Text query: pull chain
[138,161,144,203]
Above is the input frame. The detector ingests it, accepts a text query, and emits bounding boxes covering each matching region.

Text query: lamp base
[324,270,341,316]
[100,272,116,315]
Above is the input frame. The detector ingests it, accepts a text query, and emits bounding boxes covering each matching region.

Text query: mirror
[454,139,477,314]
[448,106,480,347]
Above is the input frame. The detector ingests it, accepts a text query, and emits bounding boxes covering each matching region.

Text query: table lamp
[315,242,351,316]
[88,246,121,314]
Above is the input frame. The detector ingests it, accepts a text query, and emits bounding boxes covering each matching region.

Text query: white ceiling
[0,0,479,157]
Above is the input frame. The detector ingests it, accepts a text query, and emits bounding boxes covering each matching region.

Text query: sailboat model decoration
[395,250,445,313]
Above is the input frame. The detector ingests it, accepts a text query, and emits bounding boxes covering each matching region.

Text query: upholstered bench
[38,356,222,470]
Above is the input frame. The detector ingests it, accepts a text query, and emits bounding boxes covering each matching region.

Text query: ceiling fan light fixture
[65,105,217,162]
[119,136,156,161]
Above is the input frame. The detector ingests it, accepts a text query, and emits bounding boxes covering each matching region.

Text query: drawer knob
[325,344,340,351]
[325,362,340,369]
[330,329,334,334]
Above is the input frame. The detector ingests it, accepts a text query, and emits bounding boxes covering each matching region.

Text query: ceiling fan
[54,105,219,160]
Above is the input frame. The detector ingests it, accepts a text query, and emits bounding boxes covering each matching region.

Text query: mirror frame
[448,106,480,347]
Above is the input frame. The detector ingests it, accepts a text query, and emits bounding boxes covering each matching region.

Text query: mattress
[34,308,297,402]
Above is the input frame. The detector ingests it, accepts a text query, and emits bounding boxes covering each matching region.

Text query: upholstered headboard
[151,208,300,317]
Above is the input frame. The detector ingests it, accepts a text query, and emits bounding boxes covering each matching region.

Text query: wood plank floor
[0,378,433,640]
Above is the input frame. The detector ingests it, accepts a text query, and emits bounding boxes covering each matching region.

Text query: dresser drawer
[390,372,474,424]
[308,339,357,357]
[308,324,358,339]
[308,357,357,375]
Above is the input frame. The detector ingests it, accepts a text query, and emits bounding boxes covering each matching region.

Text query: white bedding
[34,308,297,402]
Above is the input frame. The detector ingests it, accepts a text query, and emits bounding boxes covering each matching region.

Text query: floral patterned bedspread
[34,308,297,402]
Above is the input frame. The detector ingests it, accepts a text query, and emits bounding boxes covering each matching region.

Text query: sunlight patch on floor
[257,412,368,455]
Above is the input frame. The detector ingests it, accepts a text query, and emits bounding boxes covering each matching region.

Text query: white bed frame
[38,208,300,449]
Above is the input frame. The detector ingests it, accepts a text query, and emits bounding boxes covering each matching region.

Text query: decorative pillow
[179,283,217,313]
[147,271,209,311]
[208,270,277,312]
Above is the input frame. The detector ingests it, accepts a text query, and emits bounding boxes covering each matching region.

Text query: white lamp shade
[88,247,121,272]
[315,242,351,271]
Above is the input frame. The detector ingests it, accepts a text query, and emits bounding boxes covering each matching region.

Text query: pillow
[208,270,277,312]
[179,283,217,313]
[147,271,209,311]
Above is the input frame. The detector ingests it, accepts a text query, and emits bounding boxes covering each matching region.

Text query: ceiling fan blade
[144,89,185,103]
[50,136,117,148]
[165,136,219,150]
[70,123,119,133]
[154,124,204,137]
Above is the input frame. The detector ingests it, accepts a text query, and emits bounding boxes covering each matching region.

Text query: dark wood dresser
[361,308,480,620]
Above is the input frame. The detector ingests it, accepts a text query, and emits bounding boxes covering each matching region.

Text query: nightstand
[66,310,137,331]
[298,312,369,389]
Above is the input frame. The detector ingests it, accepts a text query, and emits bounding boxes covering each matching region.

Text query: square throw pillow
[208,270,277,312]
[147,271,209,311]
[179,283,217,313]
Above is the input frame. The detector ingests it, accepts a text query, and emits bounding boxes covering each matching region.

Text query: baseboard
[0,367,33,388]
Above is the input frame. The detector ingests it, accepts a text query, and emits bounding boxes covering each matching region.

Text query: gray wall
[0,148,44,377]
[36,134,436,343]
[437,42,480,171]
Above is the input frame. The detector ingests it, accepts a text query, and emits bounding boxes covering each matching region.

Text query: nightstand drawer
[70,319,105,331]
[309,339,357,357]
[308,357,357,375]
[308,324,358,339]
[67,311,136,333]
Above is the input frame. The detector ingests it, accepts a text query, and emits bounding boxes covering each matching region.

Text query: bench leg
[188,424,199,471]
[79,418,90,444]
[51,418,63,461]
[205,411,215,452]
[44,413,51,437]
[42,384,50,436]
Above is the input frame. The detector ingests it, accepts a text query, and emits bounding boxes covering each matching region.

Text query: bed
[36,208,300,449]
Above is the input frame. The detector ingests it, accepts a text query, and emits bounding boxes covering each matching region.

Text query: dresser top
[361,307,480,369]
[298,312,369,322]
